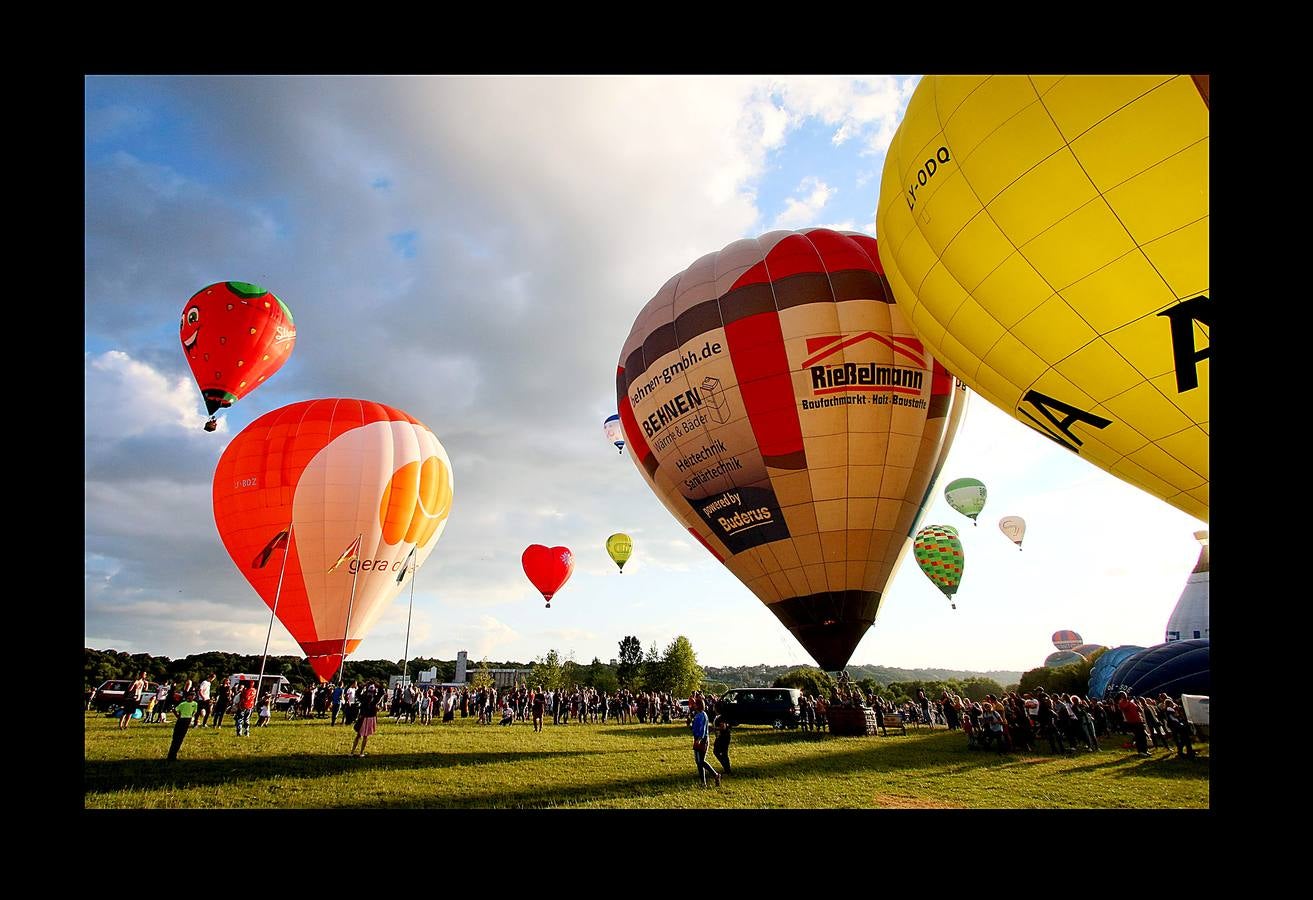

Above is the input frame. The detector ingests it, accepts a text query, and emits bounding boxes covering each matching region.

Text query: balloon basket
[828,705,880,736]
[203,417,218,433]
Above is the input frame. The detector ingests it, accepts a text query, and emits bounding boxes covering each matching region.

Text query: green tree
[617,635,643,689]
[701,680,729,696]
[662,635,704,697]
[641,641,666,692]
[471,657,494,692]
[774,667,836,698]
[591,661,619,694]
[530,649,564,691]
[1018,657,1094,696]
[960,677,1005,702]
[562,655,582,690]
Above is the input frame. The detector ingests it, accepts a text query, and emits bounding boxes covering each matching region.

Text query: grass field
[84,712,1209,809]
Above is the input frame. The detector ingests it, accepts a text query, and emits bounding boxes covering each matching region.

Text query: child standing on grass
[257,691,272,727]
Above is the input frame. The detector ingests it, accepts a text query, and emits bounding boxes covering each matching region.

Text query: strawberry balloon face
[213,399,454,681]
[522,545,574,607]
[180,281,296,427]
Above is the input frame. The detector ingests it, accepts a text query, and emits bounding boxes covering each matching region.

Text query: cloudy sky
[84,75,1206,673]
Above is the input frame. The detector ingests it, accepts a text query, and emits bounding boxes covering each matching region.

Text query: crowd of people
[95,671,1200,771]
[869,685,1197,758]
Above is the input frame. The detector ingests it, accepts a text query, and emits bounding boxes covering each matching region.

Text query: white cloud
[84,350,208,439]
[774,176,836,229]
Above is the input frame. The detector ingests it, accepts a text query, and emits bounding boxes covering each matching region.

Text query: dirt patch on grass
[872,794,959,809]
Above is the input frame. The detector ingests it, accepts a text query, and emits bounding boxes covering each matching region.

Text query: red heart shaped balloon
[522,544,574,608]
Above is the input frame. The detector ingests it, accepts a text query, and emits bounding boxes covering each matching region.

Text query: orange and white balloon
[213,399,454,681]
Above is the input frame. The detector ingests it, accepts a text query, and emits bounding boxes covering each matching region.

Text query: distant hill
[704,663,1024,688]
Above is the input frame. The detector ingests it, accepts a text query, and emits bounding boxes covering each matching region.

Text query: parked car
[91,679,159,713]
[716,687,802,728]
[675,699,690,719]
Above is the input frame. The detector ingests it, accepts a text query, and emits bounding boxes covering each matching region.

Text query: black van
[717,687,802,728]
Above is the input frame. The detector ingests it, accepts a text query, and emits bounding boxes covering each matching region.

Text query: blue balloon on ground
[131,709,143,720]
[1105,639,1210,699]
[1088,645,1145,698]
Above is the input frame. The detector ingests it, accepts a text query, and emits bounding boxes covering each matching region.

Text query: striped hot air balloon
[614,228,967,670]
[1052,630,1083,651]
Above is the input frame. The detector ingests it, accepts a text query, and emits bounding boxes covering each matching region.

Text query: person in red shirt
[1116,691,1149,757]
[234,680,258,737]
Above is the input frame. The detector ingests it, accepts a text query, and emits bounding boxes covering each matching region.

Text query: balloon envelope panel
[1105,639,1209,699]
[1088,644,1145,698]
[615,229,967,670]
[877,75,1209,522]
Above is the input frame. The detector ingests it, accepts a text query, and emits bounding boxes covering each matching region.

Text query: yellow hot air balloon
[877,75,1208,522]
[615,229,967,670]
[606,533,633,572]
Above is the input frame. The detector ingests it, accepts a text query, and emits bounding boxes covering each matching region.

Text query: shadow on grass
[1060,752,1210,780]
[84,749,604,793]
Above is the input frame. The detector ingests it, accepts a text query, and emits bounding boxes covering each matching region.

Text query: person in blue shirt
[331,683,344,726]
[690,697,721,788]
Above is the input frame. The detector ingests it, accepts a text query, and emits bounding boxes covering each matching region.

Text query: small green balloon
[606,533,633,572]
[944,477,987,524]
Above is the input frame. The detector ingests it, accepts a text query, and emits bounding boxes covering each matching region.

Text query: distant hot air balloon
[212,399,454,682]
[523,545,574,607]
[604,414,625,454]
[1052,630,1083,651]
[998,515,1026,549]
[1071,642,1106,659]
[615,228,967,670]
[180,282,296,432]
[1044,650,1085,668]
[606,533,633,573]
[944,477,987,525]
[877,75,1209,523]
[913,525,965,609]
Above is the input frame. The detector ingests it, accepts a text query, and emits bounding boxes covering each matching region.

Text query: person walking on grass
[119,672,147,730]
[1116,691,1150,757]
[234,680,257,737]
[167,691,199,761]
[351,683,380,757]
[690,698,721,788]
[331,682,343,726]
[194,674,214,727]
[211,679,231,729]
[532,689,546,732]
[712,710,733,775]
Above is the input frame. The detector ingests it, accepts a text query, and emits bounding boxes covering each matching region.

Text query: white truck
[228,674,299,710]
[1180,694,1209,740]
